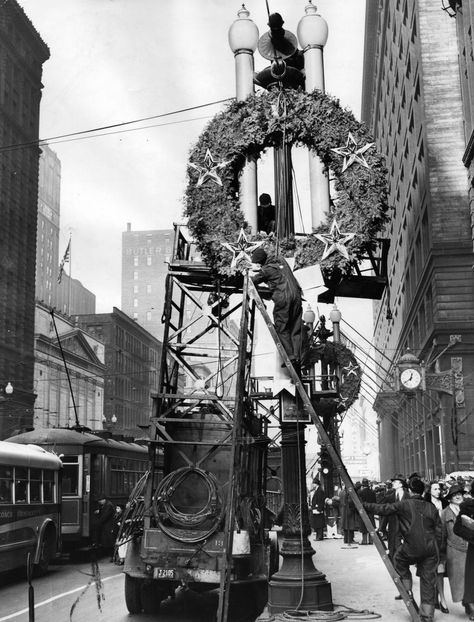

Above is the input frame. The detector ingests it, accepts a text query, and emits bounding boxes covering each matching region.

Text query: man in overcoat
[309,477,326,540]
[92,492,116,551]
[358,478,376,544]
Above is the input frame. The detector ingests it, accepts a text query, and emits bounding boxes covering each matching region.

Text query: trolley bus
[0,440,62,574]
[5,428,149,549]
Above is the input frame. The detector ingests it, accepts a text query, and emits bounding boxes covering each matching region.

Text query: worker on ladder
[251,248,303,372]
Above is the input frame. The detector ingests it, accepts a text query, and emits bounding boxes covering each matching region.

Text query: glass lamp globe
[228,5,259,53]
[297,2,329,49]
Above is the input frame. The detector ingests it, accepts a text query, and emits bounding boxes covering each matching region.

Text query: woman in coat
[453,482,474,620]
[440,484,467,607]
[425,480,449,613]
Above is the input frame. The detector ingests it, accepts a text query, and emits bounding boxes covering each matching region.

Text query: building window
[133,285,139,294]
[133,298,138,308]
[133,271,138,280]
[134,257,139,267]
[146,284,152,294]
[146,256,152,266]
[133,312,138,319]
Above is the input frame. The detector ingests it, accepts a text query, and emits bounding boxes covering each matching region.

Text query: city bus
[0,440,62,575]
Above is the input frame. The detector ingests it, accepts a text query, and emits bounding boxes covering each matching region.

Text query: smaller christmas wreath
[306,341,362,413]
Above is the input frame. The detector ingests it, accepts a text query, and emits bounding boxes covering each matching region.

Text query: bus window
[43,470,55,503]
[0,466,12,503]
[30,468,42,503]
[61,456,79,496]
[14,467,28,503]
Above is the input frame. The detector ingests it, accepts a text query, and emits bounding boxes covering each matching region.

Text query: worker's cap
[408,478,425,495]
[251,248,267,265]
[258,193,272,206]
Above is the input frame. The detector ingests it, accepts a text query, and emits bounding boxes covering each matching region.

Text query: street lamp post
[228,6,259,233]
[297,2,330,230]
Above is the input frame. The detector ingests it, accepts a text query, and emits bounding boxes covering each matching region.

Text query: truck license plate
[154,568,175,579]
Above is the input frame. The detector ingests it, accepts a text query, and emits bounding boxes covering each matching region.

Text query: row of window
[133,284,153,294]
[0,466,57,504]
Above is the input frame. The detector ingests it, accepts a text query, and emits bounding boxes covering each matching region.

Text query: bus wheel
[141,581,163,614]
[124,575,142,614]
[35,533,53,576]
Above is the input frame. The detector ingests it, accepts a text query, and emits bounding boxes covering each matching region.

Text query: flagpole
[67,233,72,315]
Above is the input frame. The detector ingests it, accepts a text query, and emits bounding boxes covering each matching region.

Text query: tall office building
[36,145,60,308]
[36,144,96,316]
[0,2,50,439]
[362,2,474,478]
[121,224,173,340]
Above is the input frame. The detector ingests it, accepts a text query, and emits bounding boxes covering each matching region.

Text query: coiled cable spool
[153,466,224,543]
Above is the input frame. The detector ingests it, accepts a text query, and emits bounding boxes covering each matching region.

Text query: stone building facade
[75,307,162,439]
[0,2,49,439]
[362,1,474,479]
[34,302,105,430]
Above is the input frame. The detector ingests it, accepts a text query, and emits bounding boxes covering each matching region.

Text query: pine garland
[307,341,362,413]
[184,89,389,277]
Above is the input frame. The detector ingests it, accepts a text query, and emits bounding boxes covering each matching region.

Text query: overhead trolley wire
[0,97,233,154]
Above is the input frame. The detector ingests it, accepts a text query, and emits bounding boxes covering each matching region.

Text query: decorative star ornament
[314,219,356,261]
[189,148,230,187]
[342,362,360,378]
[222,229,264,269]
[337,396,350,409]
[331,132,374,172]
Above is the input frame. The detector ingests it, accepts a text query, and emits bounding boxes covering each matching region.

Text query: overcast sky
[18,0,367,313]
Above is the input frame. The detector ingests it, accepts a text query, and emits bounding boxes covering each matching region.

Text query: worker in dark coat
[251,248,303,368]
[309,477,326,540]
[92,492,116,550]
[358,479,376,544]
[257,193,276,234]
[453,486,474,620]
[363,477,442,622]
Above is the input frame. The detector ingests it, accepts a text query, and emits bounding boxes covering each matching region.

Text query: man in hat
[363,477,442,622]
[309,477,326,540]
[358,479,376,544]
[91,492,116,551]
[383,474,409,562]
[251,248,303,370]
[257,193,276,234]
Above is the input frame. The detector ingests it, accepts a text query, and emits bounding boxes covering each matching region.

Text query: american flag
[57,239,71,284]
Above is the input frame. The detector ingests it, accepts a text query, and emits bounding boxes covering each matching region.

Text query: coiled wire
[152,466,224,543]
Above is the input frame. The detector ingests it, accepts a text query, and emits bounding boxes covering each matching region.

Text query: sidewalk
[312,535,466,621]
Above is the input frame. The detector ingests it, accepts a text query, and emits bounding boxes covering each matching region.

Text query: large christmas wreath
[184,89,389,277]
[307,341,362,413]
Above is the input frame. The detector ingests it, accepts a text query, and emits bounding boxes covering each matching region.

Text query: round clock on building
[400,368,422,390]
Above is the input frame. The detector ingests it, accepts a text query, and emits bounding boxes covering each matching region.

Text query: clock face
[400,368,422,390]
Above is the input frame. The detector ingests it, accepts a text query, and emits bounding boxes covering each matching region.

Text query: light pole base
[266,547,333,615]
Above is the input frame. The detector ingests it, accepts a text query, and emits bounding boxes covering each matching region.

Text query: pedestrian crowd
[308,473,474,622]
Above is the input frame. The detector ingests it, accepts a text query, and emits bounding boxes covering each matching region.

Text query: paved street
[0,539,469,622]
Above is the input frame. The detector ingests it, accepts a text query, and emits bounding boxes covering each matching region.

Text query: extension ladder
[247,278,421,622]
